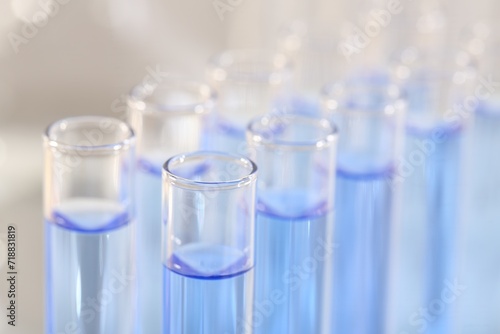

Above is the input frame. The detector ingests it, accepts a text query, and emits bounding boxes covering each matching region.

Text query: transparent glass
[127,79,214,334]
[278,22,346,113]
[322,78,404,334]
[390,49,475,334]
[457,22,500,333]
[43,116,136,334]
[162,151,257,334]
[278,21,392,115]
[391,47,477,130]
[246,114,337,334]
[206,49,292,153]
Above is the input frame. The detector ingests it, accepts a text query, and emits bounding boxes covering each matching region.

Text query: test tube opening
[164,151,257,190]
[322,79,405,175]
[127,79,215,114]
[207,49,292,84]
[247,114,338,150]
[44,116,134,152]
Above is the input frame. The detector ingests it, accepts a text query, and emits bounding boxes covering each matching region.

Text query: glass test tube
[127,79,214,334]
[162,152,257,334]
[390,48,475,334]
[457,22,500,332]
[206,49,292,153]
[246,114,338,334]
[322,78,405,334]
[43,116,136,334]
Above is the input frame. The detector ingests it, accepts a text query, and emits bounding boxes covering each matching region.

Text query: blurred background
[0,0,497,332]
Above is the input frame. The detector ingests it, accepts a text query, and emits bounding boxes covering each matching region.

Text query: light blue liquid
[136,159,163,334]
[210,116,246,154]
[395,124,464,334]
[253,194,335,334]
[458,106,500,333]
[332,169,394,334]
[163,243,253,334]
[45,198,135,334]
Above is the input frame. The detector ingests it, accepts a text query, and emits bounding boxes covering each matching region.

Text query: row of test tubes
[43,21,500,334]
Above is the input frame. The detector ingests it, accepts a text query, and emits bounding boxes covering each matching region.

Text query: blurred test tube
[322,77,405,334]
[390,46,476,334]
[206,49,292,153]
[127,79,215,334]
[457,21,500,333]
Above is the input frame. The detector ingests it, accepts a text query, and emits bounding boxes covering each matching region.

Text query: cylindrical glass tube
[43,116,136,334]
[127,79,214,334]
[246,114,338,334]
[206,49,292,153]
[456,22,500,332]
[390,49,475,334]
[322,78,405,334]
[162,151,257,334]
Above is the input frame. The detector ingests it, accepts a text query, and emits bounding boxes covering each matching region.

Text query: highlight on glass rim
[0,0,498,333]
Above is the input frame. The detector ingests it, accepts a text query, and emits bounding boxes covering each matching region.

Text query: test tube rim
[127,79,216,115]
[163,151,258,190]
[43,115,135,153]
[207,49,292,84]
[246,114,338,151]
[321,80,406,119]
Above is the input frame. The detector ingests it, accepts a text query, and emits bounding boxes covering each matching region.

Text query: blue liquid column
[247,115,338,334]
[43,117,136,334]
[206,50,292,153]
[322,80,405,334]
[162,152,257,334]
[127,80,214,334]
